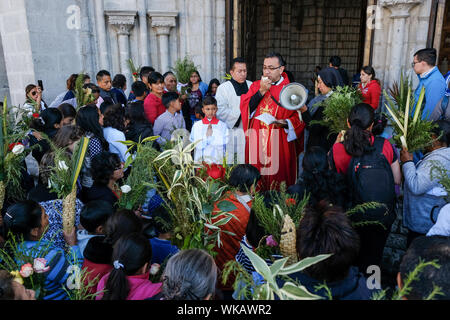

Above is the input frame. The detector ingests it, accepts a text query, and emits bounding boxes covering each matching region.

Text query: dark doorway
[237,0,368,93]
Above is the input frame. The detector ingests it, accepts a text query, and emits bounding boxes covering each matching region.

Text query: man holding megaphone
[240,52,308,191]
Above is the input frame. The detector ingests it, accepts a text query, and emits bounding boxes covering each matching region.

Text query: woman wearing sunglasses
[23,84,48,113]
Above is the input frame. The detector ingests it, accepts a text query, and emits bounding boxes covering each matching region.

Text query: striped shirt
[18,241,83,300]
[235,235,256,274]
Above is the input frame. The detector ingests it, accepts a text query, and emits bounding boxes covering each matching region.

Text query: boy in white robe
[190,96,229,164]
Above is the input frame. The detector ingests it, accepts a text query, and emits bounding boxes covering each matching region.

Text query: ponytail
[343,103,374,157]
[102,233,151,300]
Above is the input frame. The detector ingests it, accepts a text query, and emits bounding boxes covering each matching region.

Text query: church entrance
[234,0,368,93]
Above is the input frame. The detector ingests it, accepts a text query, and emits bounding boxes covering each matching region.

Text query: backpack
[347,136,396,227]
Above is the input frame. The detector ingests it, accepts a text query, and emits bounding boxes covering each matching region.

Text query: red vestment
[240,73,305,190]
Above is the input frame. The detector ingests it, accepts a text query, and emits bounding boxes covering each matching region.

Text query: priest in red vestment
[240,52,306,190]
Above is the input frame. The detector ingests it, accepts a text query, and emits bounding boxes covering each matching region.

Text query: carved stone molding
[105,10,137,35]
[147,11,178,35]
[380,0,423,18]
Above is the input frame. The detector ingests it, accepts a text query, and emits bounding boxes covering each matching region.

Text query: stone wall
[372,0,432,96]
[0,32,11,103]
[0,0,35,106]
[0,0,227,104]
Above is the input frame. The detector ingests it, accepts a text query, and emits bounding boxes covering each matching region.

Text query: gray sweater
[403,147,450,234]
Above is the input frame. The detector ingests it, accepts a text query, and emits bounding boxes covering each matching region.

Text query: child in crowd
[129,81,148,105]
[82,209,143,295]
[148,206,179,265]
[28,127,84,249]
[96,70,117,105]
[3,200,82,300]
[28,108,63,163]
[153,91,186,146]
[96,233,162,300]
[77,200,114,257]
[102,103,130,163]
[111,74,127,106]
[57,103,77,126]
[190,96,229,164]
[80,151,124,207]
[194,103,205,120]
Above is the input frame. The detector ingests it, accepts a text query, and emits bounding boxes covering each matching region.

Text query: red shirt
[331,136,396,174]
[211,192,252,290]
[358,80,381,110]
[143,93,166,124]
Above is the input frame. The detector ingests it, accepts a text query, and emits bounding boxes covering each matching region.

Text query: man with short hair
[329,55,349,86]
[398,235,450,300]
[216,57,252,164]
[96,70,117,105]
[240,52,306,190]
[412,48,446,120]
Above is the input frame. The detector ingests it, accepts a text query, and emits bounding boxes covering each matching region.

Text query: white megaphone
[278,82,308,111]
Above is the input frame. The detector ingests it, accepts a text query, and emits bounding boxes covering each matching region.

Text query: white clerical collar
[273,76,284,86]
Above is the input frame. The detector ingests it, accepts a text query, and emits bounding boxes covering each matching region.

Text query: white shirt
[189,118,229,164]
[216,80,253,129]
[103,127,130,163]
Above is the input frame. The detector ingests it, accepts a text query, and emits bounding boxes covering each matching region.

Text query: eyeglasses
[411,61,420,67]
[30,91,37,96]
[263,65,282,71]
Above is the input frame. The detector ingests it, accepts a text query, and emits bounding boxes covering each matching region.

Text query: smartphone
[38,80,43,91]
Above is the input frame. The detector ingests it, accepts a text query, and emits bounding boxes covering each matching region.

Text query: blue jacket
[415,67,446,120]
[403,147,450,234]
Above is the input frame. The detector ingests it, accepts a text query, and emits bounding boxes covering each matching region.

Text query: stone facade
[0,0,227,106]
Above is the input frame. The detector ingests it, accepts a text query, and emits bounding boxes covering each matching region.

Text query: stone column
[106,11,136,82]
[148,11,178,73]
[381,0,422,88]
[137,0,149,66]
[94,0,109,70]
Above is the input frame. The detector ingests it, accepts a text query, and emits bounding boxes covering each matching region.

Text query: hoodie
[427,203,450,237]
[403,147,450,234]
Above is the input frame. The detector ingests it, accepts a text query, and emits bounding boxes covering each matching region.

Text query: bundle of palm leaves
[384,74,436,152]
[313,85,363,135]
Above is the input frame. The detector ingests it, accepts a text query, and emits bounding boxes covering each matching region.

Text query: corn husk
[0,181,5,211]
[62,188,77,233]
[279,215,298,265]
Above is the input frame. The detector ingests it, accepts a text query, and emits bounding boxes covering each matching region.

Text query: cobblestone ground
[380,198,408,293]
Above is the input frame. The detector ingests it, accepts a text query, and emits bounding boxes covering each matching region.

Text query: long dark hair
[361,66,380,84]
[188,70,202,89]
[3,201,43,241]
[103,104,125,132]
[75,104,109,150]
[29,108,62,138]
[102,233,152,300]
[104,209,143,245]
[343,103,374,157]
[300,146,347,208]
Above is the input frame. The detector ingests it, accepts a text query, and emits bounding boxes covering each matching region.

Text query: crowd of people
[0,46,450,301]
